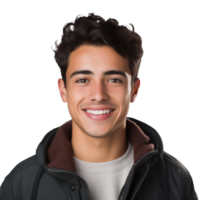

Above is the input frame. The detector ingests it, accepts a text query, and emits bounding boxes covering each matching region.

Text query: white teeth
[86,109,113,115]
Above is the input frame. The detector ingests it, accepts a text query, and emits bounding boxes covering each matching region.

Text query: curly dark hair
[54,13,143,88]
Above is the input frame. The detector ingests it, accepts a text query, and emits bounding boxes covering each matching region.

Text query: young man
[0,13,198,200]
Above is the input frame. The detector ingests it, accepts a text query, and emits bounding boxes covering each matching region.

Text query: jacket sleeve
[183,170,198,200]
[0,178,14,200]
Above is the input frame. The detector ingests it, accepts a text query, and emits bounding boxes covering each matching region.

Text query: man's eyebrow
[70,70,127,79]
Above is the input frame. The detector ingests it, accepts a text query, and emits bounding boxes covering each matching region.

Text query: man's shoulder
[2,155,39,184]
[162,151,196,194]
[0,155,41,199]
[161,151,198,199]
[163,151,190,177]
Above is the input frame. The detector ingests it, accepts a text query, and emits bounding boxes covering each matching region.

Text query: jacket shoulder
[163,151,198,199]
[0,155,40,200]
[4,155,37,180]
[163,151,189,176]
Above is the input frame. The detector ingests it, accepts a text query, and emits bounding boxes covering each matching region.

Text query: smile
[83,109,115,121]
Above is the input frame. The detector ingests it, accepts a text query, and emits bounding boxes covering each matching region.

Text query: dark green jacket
[0,117,198,200]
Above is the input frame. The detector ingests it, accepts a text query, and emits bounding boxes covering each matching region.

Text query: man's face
[58,44,140,138]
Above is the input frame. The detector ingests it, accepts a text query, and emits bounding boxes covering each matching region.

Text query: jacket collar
[46,117,158,173]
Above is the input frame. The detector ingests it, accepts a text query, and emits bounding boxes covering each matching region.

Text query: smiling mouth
[82,109,115,121]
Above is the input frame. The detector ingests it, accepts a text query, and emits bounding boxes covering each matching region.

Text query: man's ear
[58,78,68,103]
[130,78,140,103]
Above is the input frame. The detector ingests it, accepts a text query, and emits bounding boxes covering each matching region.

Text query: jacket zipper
[118,150,159,200]
[47,168,90,200]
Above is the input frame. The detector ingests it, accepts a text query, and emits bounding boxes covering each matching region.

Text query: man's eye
[76,79,88,83]
[75,78,122,84]
[108,79,122,83]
